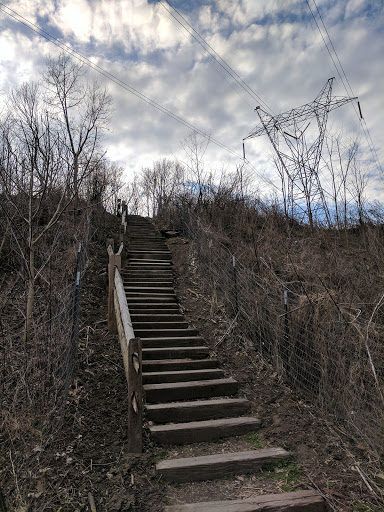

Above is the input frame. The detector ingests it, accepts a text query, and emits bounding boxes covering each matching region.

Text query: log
[157,448,289,482]
[163,490,326,512]
[150,417,261,445]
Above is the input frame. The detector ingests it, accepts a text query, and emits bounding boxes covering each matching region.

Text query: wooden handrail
[107,244,121,333]
[108,242,142,453]
[114,268,134,341]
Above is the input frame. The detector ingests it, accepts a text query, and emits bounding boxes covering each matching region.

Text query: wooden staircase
[123,215,326,512]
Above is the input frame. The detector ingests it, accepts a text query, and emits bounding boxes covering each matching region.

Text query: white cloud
[0,0,382,198]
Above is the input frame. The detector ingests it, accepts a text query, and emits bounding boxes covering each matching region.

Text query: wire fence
[0,210,93,443]
[164,205,384,463]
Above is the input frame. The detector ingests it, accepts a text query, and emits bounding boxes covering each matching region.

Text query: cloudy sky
[0,0,383,199]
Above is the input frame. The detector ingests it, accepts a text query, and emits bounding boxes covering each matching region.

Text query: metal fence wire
[165,205,383,463]
[0,210,93,444]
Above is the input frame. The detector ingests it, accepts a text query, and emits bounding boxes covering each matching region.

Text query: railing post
[119,208,127,243]
[107,243,123,333]
[127,337,142,453]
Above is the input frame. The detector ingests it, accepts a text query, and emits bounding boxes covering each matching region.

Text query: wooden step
[124,279,174,284]
[141,337,205,348]
[146,398,250,423]
[125,286,175,294]
[128,254,172,261]
[129,246,169,252]
[142,346,209,361]
[128,250,170,254]
[127,303,179,310]
[124,281,173,287]
[122,271,173,276]
[162,490,326,512]
[122,270,173,275]
[157,447,289,482]
[136,328,198,338]
[142,358,219,372]
[130,309,180,315]
[129,259,172,264]
[130,314,185,322]
[126,294,177,302]
[125,264,172,272]
[127,261,170,264]
[143,368,224,384]
[133,322,189,330]
[144,377,238,402]
[149,417,261,444]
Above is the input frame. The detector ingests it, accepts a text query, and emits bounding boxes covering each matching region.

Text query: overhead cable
[161,0,275,115]
[0,2,281,192]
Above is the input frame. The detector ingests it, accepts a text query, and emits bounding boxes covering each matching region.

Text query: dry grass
[158,197,384,470]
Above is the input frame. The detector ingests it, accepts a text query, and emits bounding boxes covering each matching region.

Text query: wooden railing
[107,242,142,453]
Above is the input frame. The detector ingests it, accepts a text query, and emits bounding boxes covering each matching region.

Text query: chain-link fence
[0,210,93,443]
[164,205,383,464]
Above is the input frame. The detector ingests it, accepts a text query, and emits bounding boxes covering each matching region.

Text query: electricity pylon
[244,78,357,227]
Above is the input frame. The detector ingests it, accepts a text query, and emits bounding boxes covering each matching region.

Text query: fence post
[233,255,239,315]
[282,289,290,373]
[107,243,123,333]
[127,337,142,453]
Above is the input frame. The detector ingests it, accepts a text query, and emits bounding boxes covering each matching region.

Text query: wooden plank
[142,346,209,361]
[141,337,205,348]
[135,328,199,338]
[150,417,261,445]
[126,293,177,300]
[145,398,250,423]
[114,269,134,341]
[142,358,219,372]
[132,322,189,330]
[124,286,175,294]
[130,314,185,322]
[123,270,173,275]
[125,281,174,286]
[108,252,121,333]
[126,296,177,303]
[157,448,289,482]
[143,368,224,384]
[144,378,238,402]
[128,253,171,260]
[114,289,130,384]
[162,490,326,512]
[128,260,172,265]
[128,250,171,254]
[127,337,143,453]
[129,306,180,313]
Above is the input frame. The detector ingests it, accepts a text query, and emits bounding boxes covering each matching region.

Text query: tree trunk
[24,242,35,347]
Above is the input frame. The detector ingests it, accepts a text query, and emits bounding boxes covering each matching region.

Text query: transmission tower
[244,78,357,226]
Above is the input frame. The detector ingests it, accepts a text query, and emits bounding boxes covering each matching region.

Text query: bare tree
[349,159,368,225]
[44,53,113,198]
[0,82,78,344]
[0,54,114,345]
[325,134,359,229]
[181,131,210,203]
[140,159,184,216]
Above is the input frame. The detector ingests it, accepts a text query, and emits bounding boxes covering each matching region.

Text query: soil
[1,220,382,511]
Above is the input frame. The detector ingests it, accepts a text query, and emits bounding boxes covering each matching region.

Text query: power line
[0,2,281,193]
[0,3,237,156]
[311,0,382,173]
[157,3,255,109]
[305,0,383,174]
[160,0,275,115]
